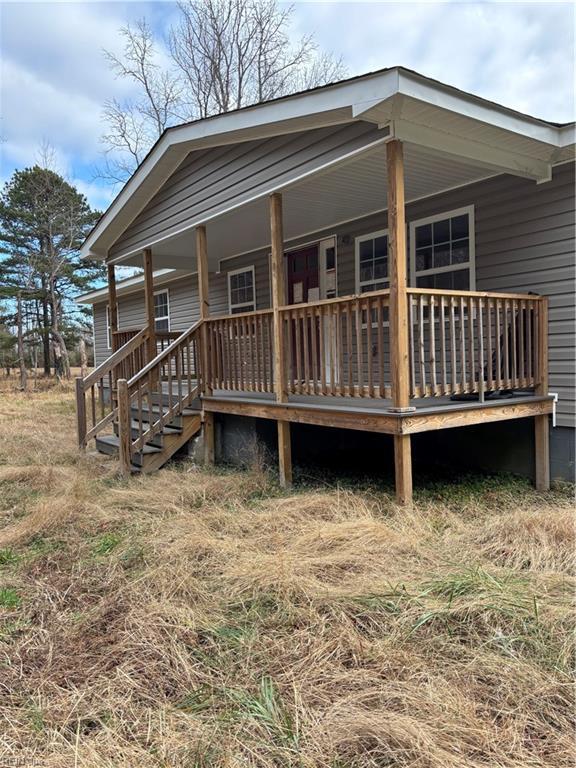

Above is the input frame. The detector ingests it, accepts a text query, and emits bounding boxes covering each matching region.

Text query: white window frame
[409,205,476,291]
[228,265,256,314]
[153,289,170,331]
[355,228,389,294]
[105,304,117,349]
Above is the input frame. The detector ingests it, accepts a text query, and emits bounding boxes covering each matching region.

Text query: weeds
[0,381,573,767]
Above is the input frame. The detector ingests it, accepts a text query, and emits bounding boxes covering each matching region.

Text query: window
[228,266,256,314]
[410,206,475,290]
[355,229,389,293]
[154,290,170,331]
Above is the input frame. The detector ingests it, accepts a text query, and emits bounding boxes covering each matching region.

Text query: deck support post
[269,192,292,487]
[107,262,119,352]
[196,224,214,464]
[387,139,413,504]
[534,297,550,490]
[117,378,132,476]
[143,249,156,364]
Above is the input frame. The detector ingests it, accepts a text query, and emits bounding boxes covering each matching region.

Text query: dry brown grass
[0,381,574,767]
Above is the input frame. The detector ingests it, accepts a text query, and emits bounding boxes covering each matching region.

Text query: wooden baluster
[417,295,425,396]
[294,310,302,394]
[366,299,374,397]
[495,300,502,390]
[318,305,326,395]
[310,307,318,395]
[527,302,533,386]
[503,300,510,389]
[355,298,363,397]
[439,295,447,396]
[459,297,466,394]
[409,294,416,396]
[264,315,270,392]
[486,299,493,391]
[429,295,437,396]
[377,297,385,397]
[345,304,353,395]
[330,304,338,396]
[512,299,518,388]
[302,308,310,395]
[90,384,97,427]
[467,296,475,393]
[186,340,192,394]
[254,315,261,392]
[478,298,485,402]
[337,304,344,396]
[447,297,456,394]
[519,299,526,388]
[176,345,183,405]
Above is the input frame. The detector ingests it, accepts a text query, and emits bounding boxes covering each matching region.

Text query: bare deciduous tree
[99,0,346,183]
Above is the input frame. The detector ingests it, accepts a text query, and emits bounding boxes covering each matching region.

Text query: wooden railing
[280,290,391,397]
[204,309,274,393]
[113,328,181,359]
[200,287,546,402]
[407,289,546,399]
[76,327,149,449]
[116,321,201,471]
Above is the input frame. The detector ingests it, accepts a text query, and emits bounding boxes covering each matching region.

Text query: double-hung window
[154,290,170,331]
[228,266,256,314]
[410,206,475,290]
[355,229,389,293]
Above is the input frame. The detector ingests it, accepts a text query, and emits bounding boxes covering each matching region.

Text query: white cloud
[291,0,575,122]
[0,0,573,213]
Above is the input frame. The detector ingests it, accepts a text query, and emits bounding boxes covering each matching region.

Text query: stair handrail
[117,320,203,472]
[75,326,149,449]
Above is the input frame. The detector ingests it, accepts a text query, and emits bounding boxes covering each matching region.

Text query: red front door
[286,245,319,305]
[285,246,320,387]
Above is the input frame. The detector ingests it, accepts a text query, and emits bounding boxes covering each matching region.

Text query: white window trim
[154,288,170,331]
[355,228,389,294]
[409,205,476,290]
[228,265,256,314]
[106,305,111,349]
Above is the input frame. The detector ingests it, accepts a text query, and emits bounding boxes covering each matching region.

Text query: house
[75,67,575,502]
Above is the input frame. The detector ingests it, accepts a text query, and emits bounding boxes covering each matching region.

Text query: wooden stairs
[95,393,202,473]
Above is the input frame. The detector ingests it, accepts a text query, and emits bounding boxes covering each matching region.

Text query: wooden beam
[143,249,156,364]
[394,434,412,505]
[269,192,288,402]
[277,421,292,487]
[107,262,119,352]
[196,225,212,397]
[534,296,550,490]
[269,192,292,487]
[387,140,413,505]
[117,378,132,476]
[387,139,411,411]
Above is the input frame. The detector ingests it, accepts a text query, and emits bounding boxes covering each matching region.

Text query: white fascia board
[81,70,399,260]
[392,119,552,182]
[557,124,576,147]
[75,268,179,305]
[396,70,564,145]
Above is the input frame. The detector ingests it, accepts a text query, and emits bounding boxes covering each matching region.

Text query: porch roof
[81,66,575,269]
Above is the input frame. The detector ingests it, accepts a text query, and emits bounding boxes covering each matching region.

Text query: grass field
[0,375,574,767]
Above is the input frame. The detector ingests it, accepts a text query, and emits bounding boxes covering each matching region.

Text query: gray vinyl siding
[93,163,575,427]
[109,122,382,259]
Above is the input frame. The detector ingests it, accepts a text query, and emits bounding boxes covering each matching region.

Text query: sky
[1,0,574,214]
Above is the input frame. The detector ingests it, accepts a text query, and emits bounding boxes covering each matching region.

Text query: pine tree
[0,167,103,378]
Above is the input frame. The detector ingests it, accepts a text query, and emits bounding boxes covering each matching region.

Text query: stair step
[95,434,162,467]
[113,420,182,447]
[129,403,200,427]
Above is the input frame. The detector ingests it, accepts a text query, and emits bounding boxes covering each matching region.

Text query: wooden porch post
[534,297,550,490]
[387,139,413,505]
[196,225,214,464]
[143,249,156,364]
[269,192,292,487]
[107,262,119,352]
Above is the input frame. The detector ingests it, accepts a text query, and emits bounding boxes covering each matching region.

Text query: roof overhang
[75,268,193,305]
[81,66,575,262]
